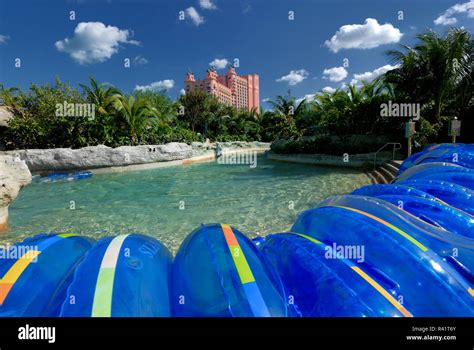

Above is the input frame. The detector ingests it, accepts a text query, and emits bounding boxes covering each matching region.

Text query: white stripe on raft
[101,235,129,268]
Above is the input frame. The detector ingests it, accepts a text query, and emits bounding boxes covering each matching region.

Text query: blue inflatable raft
[60,234,172,317]
[171,224,291,317]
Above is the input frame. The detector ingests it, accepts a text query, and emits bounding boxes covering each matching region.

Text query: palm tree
[79,77,121,115]
[268,90,307,117]
[112,95,158,145]
[267,91,306,139]
[386,28,473,122]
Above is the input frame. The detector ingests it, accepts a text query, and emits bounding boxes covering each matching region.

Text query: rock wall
[191,141,270,157]
[0,155,32,231]
[5,143,192,172]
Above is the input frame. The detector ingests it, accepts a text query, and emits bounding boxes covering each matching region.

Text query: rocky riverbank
[0,155,31,231]
[4,143,193,172]
[2,141,271,173]
[191,141,270,157]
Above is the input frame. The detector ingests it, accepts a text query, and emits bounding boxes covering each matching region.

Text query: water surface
[6,156,370,253]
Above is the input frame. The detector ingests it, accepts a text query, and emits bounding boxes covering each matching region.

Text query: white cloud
[262,98,271,103]
[352,64,400,85]
[180,88,186,95]
[0,34,9,44]
[295,94,316,105]
[134,55,148,65]
[135,80,175,91]
[199,0,217,10]
[276,69,309,86]
[185,7,205,26]
[434,0,474,25]
[55,22,139,65]
[209,58,229,69]
[323,67,348,82]
[322,86,336,93]
[325,18,403,53]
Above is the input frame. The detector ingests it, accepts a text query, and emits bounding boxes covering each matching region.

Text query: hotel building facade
[184,66,260,113]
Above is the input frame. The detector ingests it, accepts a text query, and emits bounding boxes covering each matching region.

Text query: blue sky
[0,0,473,107]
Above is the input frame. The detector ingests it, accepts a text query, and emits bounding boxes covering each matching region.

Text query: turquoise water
[5,156,370,253]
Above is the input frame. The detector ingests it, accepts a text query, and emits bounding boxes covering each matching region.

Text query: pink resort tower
[184,66,260,113]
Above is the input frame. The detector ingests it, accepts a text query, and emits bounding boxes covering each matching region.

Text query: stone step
[378,165,395,183]
[372,169,389,184]
[381,162,399,177]
[365,171,377,184]
[389,160,403,168]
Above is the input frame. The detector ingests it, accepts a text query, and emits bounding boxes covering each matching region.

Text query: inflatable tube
[396,179,474,216]
[395,163,472,183]
[352,185,474,238]
[395,162,464,182]
[0,234,94,317]
[259,233,411,317]
[74,171,93,180]
[60,234,172,317]
[41,171,93,183]
[372,194,474,239]
[417,172,474,191]
[322,195,474,284]
[292,199,474,316]
[314,195,474,276]
[171,224,290,317]
[398,143,474,174]
[352,184,438,201]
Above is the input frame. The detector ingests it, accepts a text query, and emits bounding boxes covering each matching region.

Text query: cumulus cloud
[276,69,309,86]
[322,86,336,93]
[135,80,175,91]
[134,55,148,65]
[295,94,316,105]
[322,67,348,82]
[185,7,205,26]
[0,34,9,44]
[351,64,400,85]
[325,18,403,53]
[55,22,139,65]
[199,0,217,10]
[434,0,474,25]
[180,88,186,95]
[209,58,229,69]
[261,98,271,103]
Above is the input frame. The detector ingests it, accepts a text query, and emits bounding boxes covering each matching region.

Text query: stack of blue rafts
[1,143,473,317]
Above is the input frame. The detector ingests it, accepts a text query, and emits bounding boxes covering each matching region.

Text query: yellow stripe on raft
[0,250,41,284]
[291,232,412,317]
[335,206,429,252]
[0,250,41,305]
[351,266,412,317]
[57,233,78,238]
[221,224,256,284]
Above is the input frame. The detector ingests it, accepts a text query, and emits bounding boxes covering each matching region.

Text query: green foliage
[177,89,220,133]
[112,95,158,145]
[385,28,473,125]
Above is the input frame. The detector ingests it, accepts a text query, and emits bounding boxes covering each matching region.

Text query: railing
[373,142,401,170]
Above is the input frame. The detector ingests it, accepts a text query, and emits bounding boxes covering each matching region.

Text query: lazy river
[5,155,370,253]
